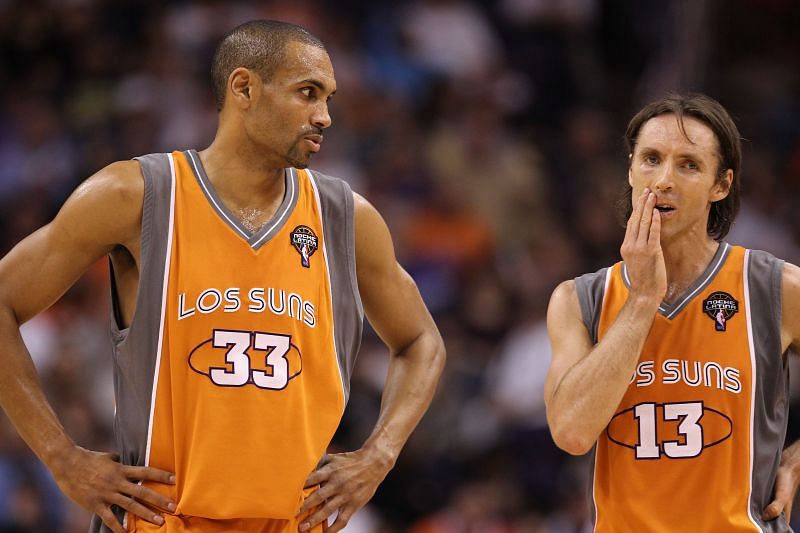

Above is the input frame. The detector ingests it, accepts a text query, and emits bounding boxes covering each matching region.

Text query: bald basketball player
[0,20,445,533]
[545,94,800,532]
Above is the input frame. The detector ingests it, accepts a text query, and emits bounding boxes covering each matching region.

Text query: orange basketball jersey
[575,244,789,532]
[92,151,363,531]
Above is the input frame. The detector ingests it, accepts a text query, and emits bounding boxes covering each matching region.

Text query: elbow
[548,418,596,456]
[434,336,446,372]
[0,300,20,327]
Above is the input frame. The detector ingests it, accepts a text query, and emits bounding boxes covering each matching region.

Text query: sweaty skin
[0,40,445,533]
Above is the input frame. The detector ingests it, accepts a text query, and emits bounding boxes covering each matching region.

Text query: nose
[651,159,675,193]
[312,102,332,130]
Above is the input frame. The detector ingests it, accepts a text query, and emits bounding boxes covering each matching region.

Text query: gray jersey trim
[622,242,731,319]
[307,170,363,403]
[746,249,790,532]
[185,149,299,250]
[92,153,176,533]
[575,267,610,344]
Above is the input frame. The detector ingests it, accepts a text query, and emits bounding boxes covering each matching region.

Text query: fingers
[763,474,792,520]
[121,481,176,512]
[122,465,176,485]
[299,495,344,532]
[636,191,657,246]
[110,493,165,526]
[303,465,331,489]
[299,484,330,514]
[326,508,354,533]
[763,499,783,520]
[625,189,649,243]
[96,506,126,533]
[786,499,794,522]
[648,207,661,248]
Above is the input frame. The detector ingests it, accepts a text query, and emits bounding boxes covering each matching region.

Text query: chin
[286,150,312,169]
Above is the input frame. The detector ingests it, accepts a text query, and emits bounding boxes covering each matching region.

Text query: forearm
[549,296,658,453]
[0,305,74,467]
[360,330,445,467]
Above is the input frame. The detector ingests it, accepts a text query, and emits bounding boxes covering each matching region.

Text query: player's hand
[51,445,176,533]
[763,445,800,522]
[620,188,666,306]
[297,449,393,532]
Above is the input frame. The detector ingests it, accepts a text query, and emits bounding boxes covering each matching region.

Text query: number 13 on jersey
[607,400,734,460]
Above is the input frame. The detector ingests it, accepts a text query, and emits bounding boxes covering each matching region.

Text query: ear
[228,67,258,110]
[710,169,733,202]
[627,163,633,186]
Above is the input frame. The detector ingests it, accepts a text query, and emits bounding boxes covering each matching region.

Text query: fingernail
[169,475,176,483]
[154,515,164,524]
[300,523,309,532]
[168,502,176,512]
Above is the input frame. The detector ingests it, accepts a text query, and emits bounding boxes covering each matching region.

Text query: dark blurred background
[1,0,799,531]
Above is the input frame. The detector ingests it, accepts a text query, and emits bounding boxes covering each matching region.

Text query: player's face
[249,41,336,169]
[628,114,732,244]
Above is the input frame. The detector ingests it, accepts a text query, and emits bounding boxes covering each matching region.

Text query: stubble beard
[286,140,313,169]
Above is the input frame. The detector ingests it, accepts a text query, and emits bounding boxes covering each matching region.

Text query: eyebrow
[301,79,336,97]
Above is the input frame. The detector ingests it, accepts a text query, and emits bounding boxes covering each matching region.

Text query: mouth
[655,203,676,216]
[303,134,323,153]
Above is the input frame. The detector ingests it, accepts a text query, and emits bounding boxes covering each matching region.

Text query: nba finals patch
[703,291,739,332]
[290,225,318,268]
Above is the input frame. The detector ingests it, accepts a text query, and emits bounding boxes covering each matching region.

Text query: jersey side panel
[91,153,177,533]
[308,170,362,402]
[748,250,790,531]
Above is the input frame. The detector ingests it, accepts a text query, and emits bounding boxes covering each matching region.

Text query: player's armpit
[0,160,143,324]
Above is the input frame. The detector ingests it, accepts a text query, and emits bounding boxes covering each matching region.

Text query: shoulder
[352,193,393,264]
[782,261,800,297]
[548,279,579,319]
[55,159,145,247]
[72,159,144,207]
[781,261,800,352]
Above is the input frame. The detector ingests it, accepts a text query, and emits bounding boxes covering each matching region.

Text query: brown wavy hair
[619,93,742,241]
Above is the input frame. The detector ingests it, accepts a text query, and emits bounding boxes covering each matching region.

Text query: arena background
[1,0,799,531]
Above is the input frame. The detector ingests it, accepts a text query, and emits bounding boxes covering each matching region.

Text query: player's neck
[198,138,286,211]
[661,233,721,304]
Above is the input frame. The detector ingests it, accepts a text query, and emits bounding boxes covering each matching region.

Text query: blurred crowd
[1,0,799,531]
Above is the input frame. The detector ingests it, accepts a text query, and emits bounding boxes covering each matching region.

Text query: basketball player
[545,94,800,531]
[0,20,445,533]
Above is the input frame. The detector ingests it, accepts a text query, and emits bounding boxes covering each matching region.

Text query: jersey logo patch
[291,225,318,268]
[702,291,739,332]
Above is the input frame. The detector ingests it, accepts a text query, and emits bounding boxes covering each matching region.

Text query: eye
[300,87,315,98]
[686,160,699,170]
[644,154,659,165]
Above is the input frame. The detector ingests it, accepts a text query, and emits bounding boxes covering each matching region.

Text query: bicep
[354,194,437,353]
[544,280,594,406]
[0,161,143,324]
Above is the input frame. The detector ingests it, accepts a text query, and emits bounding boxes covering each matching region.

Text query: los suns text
[631,358,742,394]
[177,287,316,328]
